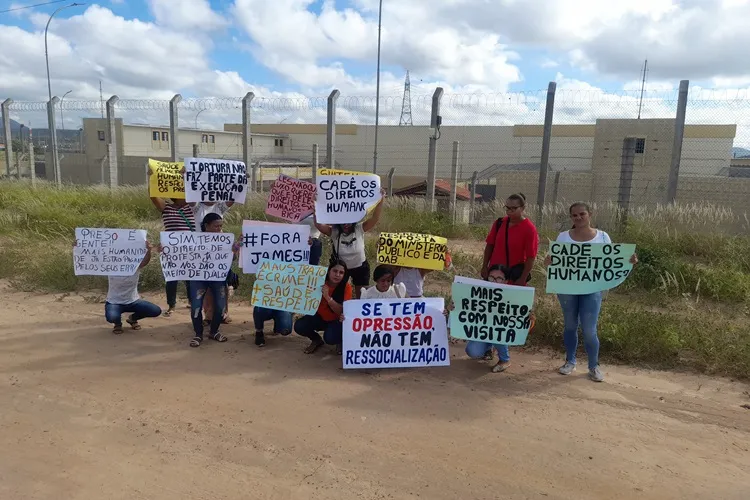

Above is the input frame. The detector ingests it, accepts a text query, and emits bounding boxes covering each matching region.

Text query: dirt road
[1,286,749,500]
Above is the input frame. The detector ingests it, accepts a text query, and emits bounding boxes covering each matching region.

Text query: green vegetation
[0,180,748,378]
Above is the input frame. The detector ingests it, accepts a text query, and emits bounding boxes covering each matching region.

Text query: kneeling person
[105,242,162,334]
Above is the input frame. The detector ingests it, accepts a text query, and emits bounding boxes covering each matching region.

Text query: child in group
[360,265,406,299]
[102,241,162,334]
[393,250,453,298]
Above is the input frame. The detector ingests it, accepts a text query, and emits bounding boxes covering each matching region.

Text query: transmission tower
[399,70,414,126]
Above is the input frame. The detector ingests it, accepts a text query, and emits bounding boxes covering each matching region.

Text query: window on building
[635,138,646,154]
[274,138,284,147]
[152,131,160,141]
[209,135,215,144]
[162,131,169,142]
[201,134,208,143]
[97,130,106,141]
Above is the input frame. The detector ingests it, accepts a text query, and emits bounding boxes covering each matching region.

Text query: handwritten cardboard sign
[74,228,147,276]
[148,159,184,198]
[159,231,234,282]
[546,242,637,294]
[377,232,448,271]
[343,298,450,369]
[184,157,248,204]
[265,175,316,222]
[315,174,381,224]
[449,276,535,346]
[240,221,310,274]
[250,260,327,315]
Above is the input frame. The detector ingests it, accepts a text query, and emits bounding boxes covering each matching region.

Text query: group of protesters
[101,178,637,383]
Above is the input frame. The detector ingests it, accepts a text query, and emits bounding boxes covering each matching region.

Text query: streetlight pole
[195,109,205,130]
[372,0,383,175]
[45,3,85,103]
[60,90,72,131]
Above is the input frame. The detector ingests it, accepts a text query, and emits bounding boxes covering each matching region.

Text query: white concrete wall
[680,137,733,176]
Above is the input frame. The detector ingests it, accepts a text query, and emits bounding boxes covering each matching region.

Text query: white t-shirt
[107,271,141,305]
[556,229,611,244]
[331,224,366,269]
[194,202,230,230]
[360,282,406,299]
[397,267,424,297]
[301,215,321,239]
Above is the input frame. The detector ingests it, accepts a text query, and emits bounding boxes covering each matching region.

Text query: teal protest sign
[250,260,328,315]
[546,242,636,295]
[449,276,535,346]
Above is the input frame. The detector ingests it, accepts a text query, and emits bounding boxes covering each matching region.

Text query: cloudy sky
[2,0,750,132]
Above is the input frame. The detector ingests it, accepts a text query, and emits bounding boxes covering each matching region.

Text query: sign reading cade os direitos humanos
[546,241,637,295]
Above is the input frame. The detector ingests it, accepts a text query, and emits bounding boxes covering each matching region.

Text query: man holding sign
[544,202,638,382]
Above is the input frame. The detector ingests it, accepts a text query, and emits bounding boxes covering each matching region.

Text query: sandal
[482,349,494,361]
[209,332,228,343]
[112,325,124,335]
[189,336,203,348]
[163,307,174,317]
[491,361,510,373]
[221,315,232,324]
[126,315,142,331]
[304,339,324,354]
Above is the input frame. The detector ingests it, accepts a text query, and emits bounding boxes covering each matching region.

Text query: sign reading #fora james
[184,157,248,204]
[546,242,637,295]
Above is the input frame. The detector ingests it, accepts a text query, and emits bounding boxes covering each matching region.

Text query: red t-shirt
[485,217,539,268]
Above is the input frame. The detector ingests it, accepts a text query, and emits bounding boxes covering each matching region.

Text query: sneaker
[255,331,266,347]
[559,362,576,375]
[589,367,604,382]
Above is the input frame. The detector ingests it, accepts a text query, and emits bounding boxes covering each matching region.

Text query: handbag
[494,217,531,284]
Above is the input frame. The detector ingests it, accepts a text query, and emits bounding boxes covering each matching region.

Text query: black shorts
[348,261,371,287]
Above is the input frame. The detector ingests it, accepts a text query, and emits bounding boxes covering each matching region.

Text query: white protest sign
[74,228,147,276]
[241,221,311,274]
[159,231,234,282]
[315,174,382,224]
[342,297,450,369]
[184,157,248,204]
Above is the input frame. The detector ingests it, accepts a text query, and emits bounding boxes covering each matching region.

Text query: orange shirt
[317,282,353,321]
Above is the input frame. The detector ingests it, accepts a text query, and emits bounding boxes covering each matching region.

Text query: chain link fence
[3,82,750,229]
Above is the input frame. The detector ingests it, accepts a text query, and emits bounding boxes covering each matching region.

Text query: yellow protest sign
[318,168,367,176]
[148,159,185,199]
[377,232,448,271]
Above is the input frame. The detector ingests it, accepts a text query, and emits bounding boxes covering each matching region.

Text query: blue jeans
[253,307,293,335]
[558,292,603,370]
[294,314,342,345]
[190,281,226,338]
[105,300,162,327]
[465,341,510,362]
[309,238,322,266]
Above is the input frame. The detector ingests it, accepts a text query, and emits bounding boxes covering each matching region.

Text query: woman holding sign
[186,213,241,348]
[294,260,352,354]
[545,202,637,382]
[314,189,385,299]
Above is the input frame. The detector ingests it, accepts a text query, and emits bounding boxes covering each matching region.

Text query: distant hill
[732,147,750,158]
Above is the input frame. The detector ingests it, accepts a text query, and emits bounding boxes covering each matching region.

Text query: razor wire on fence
[3,83,750,225]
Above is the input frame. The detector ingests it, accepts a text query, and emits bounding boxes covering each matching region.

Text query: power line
[0,0,68,14]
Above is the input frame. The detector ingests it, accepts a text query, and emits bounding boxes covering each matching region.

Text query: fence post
[28,139,35,186]
[47,96,61,185]
[667,80,689,204]
[105,96,119,188]
[469,171,478,224]
[312,144,319,184]
[326,89,340,169]
[387,167,395,197]
[169,94,182,162]
[242,92,255,192]
[618,138,636,228]
[537,82,556,224]
[255,160,261,193]
[192,144,199,157]
[426,87,444,212]
[449,141,459,222]
[1,99,12,178]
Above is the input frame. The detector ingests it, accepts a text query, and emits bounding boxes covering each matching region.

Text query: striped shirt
[162,204,196,232]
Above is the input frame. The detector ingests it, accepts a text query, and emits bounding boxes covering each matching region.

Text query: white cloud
[148,0,228,31]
